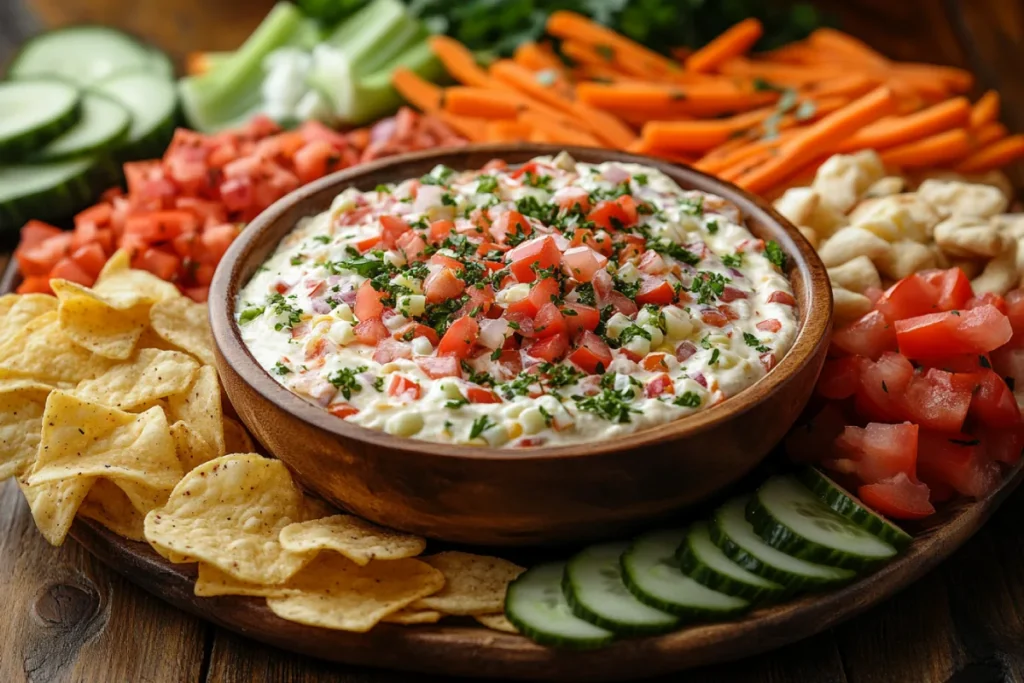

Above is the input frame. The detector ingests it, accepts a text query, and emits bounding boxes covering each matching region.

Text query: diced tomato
[507,277,560,318]
[424,268,466,304]
[379,215,411,249]
[875,273,942,322]
[176,197,228,226]
[617,234,646,262]
[133,248,180,281]
[980,425,1024,465]
[49,257,93,286]
[493,348,523,380]
[293,139,339,184]
[918,353,990,373]
[606,291,638,316]
[635,276,675,305]
[328,403,359,419]
[553,187,590,213]
[387,375,421,400]
[917,429,1001,498]
[964,369,1021,428]
[895,305,1012,359]
[817,356,861,399]
[510,161,544,179]
[123,210,197,242]
[195,224,239,266]
[700,308,730,328]
[858,474,935,520]
[587,197,637,231]
[394,323,440,346]
[428,219,456,244]
[463,284,496,317]
[854,352,913,423]
[17,232,72,276]
[561,303,600,337]
[373,338,413,364]
[355,281,387,320]
[757,318,782,333]
[900,368,972,432]
[70,243,107,278]
[354,319,389,345]
[20,220,63,250]
[561,246,607,283]
[438,316,479,358]
[507,236,561,283]
[396,231,428,261]
[833,310,897,360]
[1005,289,1024,345]
[834,422,919,484]
[525,333,569,362]
[637,250,668,275]
[767,291,796,306]
[568,331,613,373]
[992,346,1024,390]
[534,303,567,338]
[354,235,381,252]
[641,353,669,372]
[645,373,674,398]
[720,286,748,303]
[489,210,531,244]
[967,292,1008,315]
[428,253,465,272]
[194,263,215,287]
[919,268,973,312]
[466,386,501,404]
[416,355,462,378]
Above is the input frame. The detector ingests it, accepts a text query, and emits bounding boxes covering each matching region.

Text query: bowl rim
[210,143,832,462]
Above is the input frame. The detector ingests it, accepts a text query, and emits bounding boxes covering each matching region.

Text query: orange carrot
[973,121,1008,148]
[802,73,878,100]
[835,97,970,152]
[518,110,602,147]
[757,42,822,65]
[954,134,1024,173]
[546,11,680,79]
[485,120,534,142]
[720,147,776,182]
[807,28,889,68]
[717,58,845,87]
[970,90,1001,129]
[490,59,575,111]
[686,18,764,73]
[638,120,746,152]
[443,87,523,119]
[879,128,973,168]
[895,63,974,94]
[392,67,443,112]
[576,82,777,118]
[186,52,212,76]
[436,112,489,142]
[696,129,801,174]
[429,36,498,88]
[513,42,564,72]
[572,64,635,84]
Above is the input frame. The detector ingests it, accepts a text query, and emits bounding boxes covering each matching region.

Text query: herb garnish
[765,240,787,270]
[328,366,368,400]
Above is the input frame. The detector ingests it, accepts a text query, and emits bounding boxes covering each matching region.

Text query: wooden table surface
[3,1,1024,681]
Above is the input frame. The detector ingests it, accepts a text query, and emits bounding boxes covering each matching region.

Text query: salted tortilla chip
[18,475,94,546]
[167,366,224,460]
[52,279,152,360]
[0,294,15,322]
[474,613,519,634]
[194,562,301,598]
[266,554,445,633]
[94,250,179,303]
[170,420,219,473]
[413,552,525,615]
[78,478,146,541]
[143,454,309,584]
[114,478,174,516]
[0,293,57,332]
[279,514,426,566]
[222,417,255,455]
[149,297,216,366]
[74,348,199,410]
[149,540,195,564]
[0,312,113,385]
[382,608,444,625]
[0,381,51,481]
[26,391,182,492]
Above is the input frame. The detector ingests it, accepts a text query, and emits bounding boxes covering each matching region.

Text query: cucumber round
[621,529,748,619]
[797,467,914,551]
[747,476,898,571]
[676,522,786,603]
[8,26,155,86]
[0,80,81,162]
[710,497,856,589]
[93,70,178,161]
[505,562,615,650]
[0,157,114,234]
[32,92,131,162]
[562,542,679,636]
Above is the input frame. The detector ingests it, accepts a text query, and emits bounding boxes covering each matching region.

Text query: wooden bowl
[209,144,833,546]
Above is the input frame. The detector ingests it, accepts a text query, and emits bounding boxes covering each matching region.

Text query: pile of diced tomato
[14,109,464,302]
[789,268,1024,520]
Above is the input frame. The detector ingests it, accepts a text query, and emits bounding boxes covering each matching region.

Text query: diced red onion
[370,116,397,144]
[478,318,510,349]
[311,299,331,314]
[601,164,630,185]
[414,184,444,212]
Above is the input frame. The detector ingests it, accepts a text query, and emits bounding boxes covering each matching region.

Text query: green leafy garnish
[469,415,496,440]
[743,332,770,353]
[765,240,787,270]
[328,366,368,400]
[239,306,265,324]
[273,361,292,376]
[690,271,729,305]
[673,391,701,408]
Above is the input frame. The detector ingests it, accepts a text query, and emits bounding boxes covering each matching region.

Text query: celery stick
[340,39,444,125]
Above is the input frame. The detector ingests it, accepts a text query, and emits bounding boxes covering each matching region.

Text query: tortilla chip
[413,552,525,616]
[114,478,174,516]
[222,417,255,455]
[0,293,57,332]
[52,279,152,360]
[149,297,216,366]
[266,554,445,633]
[74,348,199,410]
[0,381,51,481]
[382,608,444,625]
[18,476,94,546]
[474,613,519,634]
[301,494,337,522]
[94,250,179,303]
[279,514,426,566]
[78,478,146,541]
[143,454,309,584]
[0,293,15,322]
[0,312,113,385]
[149,540,195,565]
[26,391,182,492]
[167,366,224,460]
[194,562,301,598]
[169,421,218,473]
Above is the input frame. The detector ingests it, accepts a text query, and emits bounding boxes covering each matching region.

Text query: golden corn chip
[382,608,443,625]
[170,420,219,473]
[413,552,525,616]
[18,476,94,546]
[0,294,15,321]
[136,328,183,353]
[266,554,445,633]
[78,479,146,542]
[26,391,182,492]
[167,366,225,460]
[223,417,254,455]
[149,540,195,564]
[0,312,113,385]
[0,293,57,333]
[0,381,51,481]
[143,454,309,584]
[52,279,152,360]
[474,613,519,634]
[115,478,174,516]
[279,515,426,566]
[94,250,179,304]
[74,348,199,411]
[149,297,216,366]
[194,562,301,598]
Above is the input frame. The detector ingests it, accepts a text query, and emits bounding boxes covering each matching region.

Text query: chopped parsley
[476,175,499,193]
[574,282,596,306]
[374,183,391,193]
[538,405,555,427]
[765,240,787,270]
[515,195,558,224]
[523,171,553,190]
[680,197,703,216]
[645,239,701,266]
[328,366,367,400]
[539,362,585,389]
[573,387,639,424]
[420,165,455,185]
[272,362,292,376]
[699,335,712,350]
[721,253,743,268]
[461,361,495,387]
[372,377,384,392]
[613,275,641,299]
[980,355,992,369]
[290,254,305,266]
[312,235,331,244]
[674,391,701,408]
[440,192,457,206]
[633,173,648,186]
[267,293,302,331]
[327,255,388,278]
[709,348,721,365]
[742,332,770,353]
[469,415,496,440]
[239,306,265,324]
[690,271,729,305]
[446,396,470,410]
[706,219,719,234]
[619,324,652,346]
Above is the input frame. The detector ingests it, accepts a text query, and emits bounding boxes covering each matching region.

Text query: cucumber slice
[621,530,749,619]
[676,522,787,603]
[797,467,914,551]
[747,476,898,571]
[0,80,81,162]
[505,562,615,650]
[0,157,113,233]
[8,26,154,86]
[93,71,178,161]
[562,542,679,636]
[711,497,856,589]
[33,92,131,162]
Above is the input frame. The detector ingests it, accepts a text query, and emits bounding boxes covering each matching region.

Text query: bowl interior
[209,143,832,460]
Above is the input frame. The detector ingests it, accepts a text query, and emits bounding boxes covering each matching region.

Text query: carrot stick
[685,18,763,73]
[546,11,680,79]
[807,28,889,68]
[717,58,846,87]
[835,97,970,152]
[954,134,1024,173]
[392,67,444,112]
[572,64,635,84]
[443,87,523,119]
[429,36,498,88]
[756,42,821,65]
[436,112,489,142]
[576,82,777,118]
[970,91,1001,129]
[973,121,1007,148]
[485,120,533,142]
[879,128,973,168]
[895,63,974,94]
[802,73,879,100]
[720,147,776,182]
[696,129,801,174]
[693,136,753,172]
[517,111,602,147]
[513,42,564,72]
[639,120,748,152]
